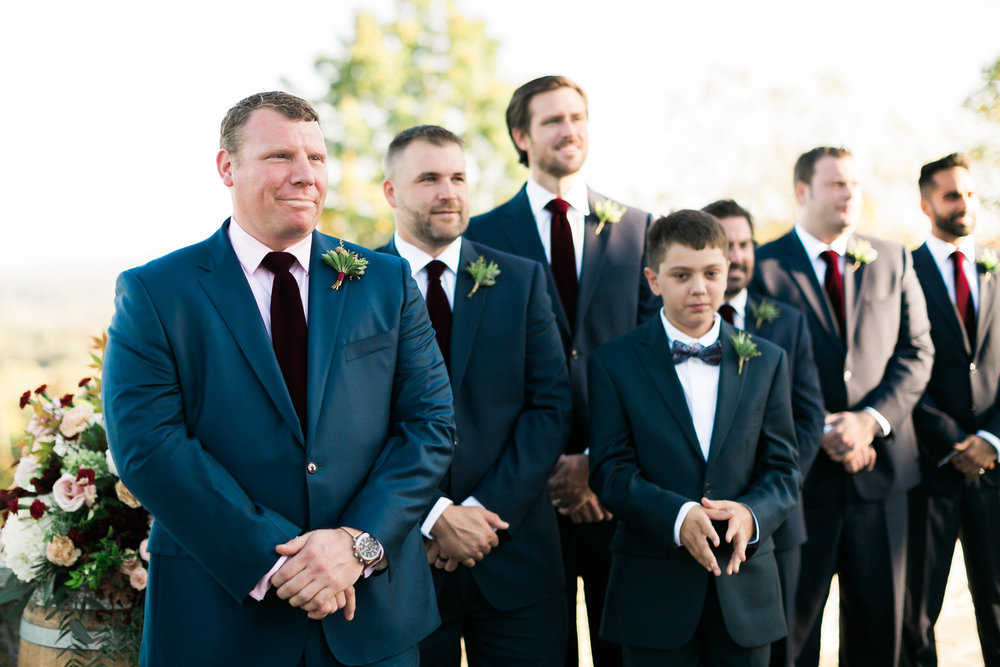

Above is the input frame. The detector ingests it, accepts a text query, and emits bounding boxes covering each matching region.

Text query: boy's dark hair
[647,210,728,269]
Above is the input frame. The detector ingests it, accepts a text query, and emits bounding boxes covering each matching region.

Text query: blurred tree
[308,0,520,248]
[966,56,1000,125]
[966,55,1000,214]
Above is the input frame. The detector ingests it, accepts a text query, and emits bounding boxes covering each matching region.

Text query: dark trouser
[622,577,770,667]
[419,567,566,667]
[770,545,801,667]
[903,481,1000,667]
[793,489,907,667]
[559,516,621,667]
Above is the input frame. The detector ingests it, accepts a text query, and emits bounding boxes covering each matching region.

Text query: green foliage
[308,0,521,248]
[966,56,1000,125]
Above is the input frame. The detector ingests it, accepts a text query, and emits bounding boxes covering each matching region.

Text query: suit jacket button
[970,363,978,373]
[571,349,580,360]
[972,404,977,412]
[453,437,459,447]
[307,462,318,474]
[703,483,712,495]
[843,370,853,381]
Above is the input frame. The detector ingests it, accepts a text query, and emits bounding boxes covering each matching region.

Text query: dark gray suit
[467,184,657,666]
[904,242,1000,667]
[753,230,933,667]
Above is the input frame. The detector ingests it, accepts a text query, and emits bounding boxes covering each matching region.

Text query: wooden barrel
[17,602,130,667]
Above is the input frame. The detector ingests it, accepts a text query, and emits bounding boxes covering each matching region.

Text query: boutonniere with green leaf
[750,299,781,329]
[322,240,369,290]
[977,248,1000,281]
[846,239,878,271]
[465,256,500,298]
[593,199,626,236]
[730,331,761,375]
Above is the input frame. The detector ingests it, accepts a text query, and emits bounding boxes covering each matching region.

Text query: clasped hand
[823,411,879,474]
[951,434,998,478]
[679,497,755,576]
[548,454,613,523]
[270,528,363,621]
[425,505,508,572]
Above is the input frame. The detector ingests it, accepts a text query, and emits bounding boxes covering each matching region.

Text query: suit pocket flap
[343,328,396,361]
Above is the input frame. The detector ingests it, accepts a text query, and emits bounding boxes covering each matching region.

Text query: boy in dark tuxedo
[588,210,800,666]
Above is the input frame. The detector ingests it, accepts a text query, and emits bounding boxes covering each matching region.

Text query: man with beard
[752,147,933,667]
[904,153,1000,667]
[703,199,824,667]
[466,76,657,667]
[378,125,573,666]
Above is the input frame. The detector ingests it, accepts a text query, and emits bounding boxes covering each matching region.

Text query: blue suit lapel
[198,222,305,444]
[450,241,487,393]
[634,319,703,461]
[706,324,746,471]
[914,243,969,354]
[305,232,350,446]
[576,188,612,330]
[975,244,997,356]
[780,232,843,350]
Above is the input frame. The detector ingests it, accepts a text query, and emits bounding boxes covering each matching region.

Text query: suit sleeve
[862,246,935,433]
[588,350,690,551]
[789,312,825,478]
[333,264,455,566]
[468,262,572,531]
[103,270,301,602]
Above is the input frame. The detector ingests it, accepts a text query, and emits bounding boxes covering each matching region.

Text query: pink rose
[139,539,150,562]
[12,455,40,490]
[120,555,142,575]
[52,473,98,512]
[129,566,148,591]
[58,404,94,438]
[25,416,55,444]
[45,535,81,567]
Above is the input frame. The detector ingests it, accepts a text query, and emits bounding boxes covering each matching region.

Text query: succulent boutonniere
[321,240,369,290]
[750,299,781,329]
[846,239,878,271]
[593,199,626,236]
[730,331,761,375]
[977,248,1000,281]
[465,256,500,297]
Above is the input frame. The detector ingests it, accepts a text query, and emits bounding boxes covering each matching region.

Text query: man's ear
[794,180,809,207]
[383,179,396,208]
[919,197,932,220]
[643,266,662,297]
[511,127,531,154]
[217,150,235,186]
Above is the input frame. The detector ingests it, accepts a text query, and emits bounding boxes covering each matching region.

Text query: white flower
[26,416,55,444]
[105,449,119,477]
[12,456,40,490]
[59,404,95,438]
[1,510,53,583]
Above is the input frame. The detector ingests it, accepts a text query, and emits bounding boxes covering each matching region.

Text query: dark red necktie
[718,303,737,325]
[545,198,578,328]
[262,252,307,427]
[952,250,976,347]
[424,260,452,369]
[820,250,846,340]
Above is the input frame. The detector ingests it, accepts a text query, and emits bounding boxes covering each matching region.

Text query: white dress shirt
[723,289,749,330]
[525,178,589,278]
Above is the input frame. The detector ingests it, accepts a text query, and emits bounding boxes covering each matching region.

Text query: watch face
[356,534,382,562]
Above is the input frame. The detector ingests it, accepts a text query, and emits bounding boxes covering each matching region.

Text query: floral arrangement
[846,239,878,271]
[322,240,369,290]
[0,334,149,661]
[465,256,500,297]
[730,331,761,375]
[977,248,999,280]
[593,198,626,236]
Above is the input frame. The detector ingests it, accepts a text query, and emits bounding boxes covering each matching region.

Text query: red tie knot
[262,251,298,275]
[952,250,968,265]
[545,198,571,215]
[820,249,839,267]
[425,260,448,282]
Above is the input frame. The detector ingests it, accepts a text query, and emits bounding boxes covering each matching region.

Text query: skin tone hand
[272,528,363,621]
[840,445,877,474]
[549,454,613,523]
[823,411,881,461]
[428,505,508,572]
[951,434,998,478]
[700,498,755,575]
[680,498,744,576]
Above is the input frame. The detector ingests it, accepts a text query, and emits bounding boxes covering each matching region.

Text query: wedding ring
[979,467,986,476]
[436,556,448,562]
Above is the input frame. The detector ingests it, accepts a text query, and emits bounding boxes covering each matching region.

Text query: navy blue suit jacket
[103,222,455,666]
[912,242,1000,493]
[466,185,658,452]
[743,295,824,549]
[753,230,933,502]
[588,318,800,649]
[378,237,573,610]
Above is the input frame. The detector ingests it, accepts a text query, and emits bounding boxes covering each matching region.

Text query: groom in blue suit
[102,92,455,666]
[377,125,572,666]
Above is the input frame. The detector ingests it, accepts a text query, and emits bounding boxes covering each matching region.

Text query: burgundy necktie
[718,303,737,325]
[952,250,976,347]
[262,252,307,427]
[545,198,578,328]
[820,250,846,340]
[424,260,452,369]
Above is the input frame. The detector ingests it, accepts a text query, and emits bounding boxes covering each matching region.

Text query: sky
[2,0,999,297]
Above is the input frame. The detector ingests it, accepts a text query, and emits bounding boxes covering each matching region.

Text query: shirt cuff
[864,407,891,437]
[674,501,698,546]
[976,430,1000,460]
[249,556,287,601]
[461,496,484,509]
[746,504,760,545]
[421,497,454,539]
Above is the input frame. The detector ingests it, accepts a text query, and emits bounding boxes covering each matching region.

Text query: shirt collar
[228,217,312,274]
[926,233,976,267]
[525,178,591,219]
[393,232,463,277]
[659,308,722,347]
[725,288,749,316]
[794,223,850,259]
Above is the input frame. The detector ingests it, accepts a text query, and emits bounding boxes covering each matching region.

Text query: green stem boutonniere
[846,239,878,271]
[750,299,781,329]
[321,240,369,290]
[594,199,626,236]
[977,249,1000,281]
[730,331,761,375]
[465,256,500,297]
